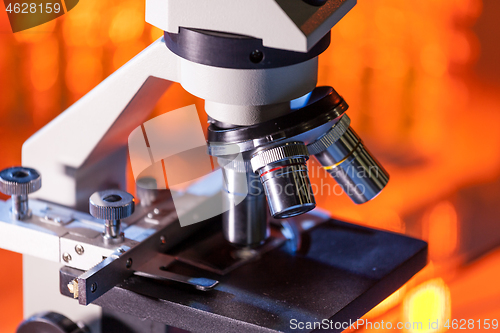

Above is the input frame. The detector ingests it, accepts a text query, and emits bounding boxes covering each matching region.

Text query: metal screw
[0,167,41,220]
[249,49,264,63]
[89,189,135,240]
[147,213,154,218]
[90,283,97,293]
[117,247,126,253]
[153,208,160,215]
[75,244,84,255]
[62,252,72,263]
[67,279,79,299]
[126,258,133,269]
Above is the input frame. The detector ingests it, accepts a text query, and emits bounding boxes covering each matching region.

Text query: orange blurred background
[1,0,500,332]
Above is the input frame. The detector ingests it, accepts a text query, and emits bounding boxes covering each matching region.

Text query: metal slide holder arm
[22,38,180,211]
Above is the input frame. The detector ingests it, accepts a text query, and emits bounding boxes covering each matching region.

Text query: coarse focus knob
[0,167,41,196]
[16,311,89,333]
[89,189,135,220]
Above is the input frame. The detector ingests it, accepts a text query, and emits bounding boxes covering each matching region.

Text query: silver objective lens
[308,115,389,204]
[219,157,269,247]
[251,142,315,219]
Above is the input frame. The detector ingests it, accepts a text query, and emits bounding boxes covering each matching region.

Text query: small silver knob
[89,189,135,240]
[0,166,41,220]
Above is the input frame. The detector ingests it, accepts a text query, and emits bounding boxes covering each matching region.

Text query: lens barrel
[219,158,269,247]
[309,115,389,204]
[251,142,315,219]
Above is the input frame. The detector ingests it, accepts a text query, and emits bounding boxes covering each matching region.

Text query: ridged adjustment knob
[89,189,135,220]
[0,167,41,196]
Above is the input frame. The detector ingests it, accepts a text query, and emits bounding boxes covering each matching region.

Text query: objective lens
[218,157,269,247]
[310,115,389,204]
[251,142,315,219]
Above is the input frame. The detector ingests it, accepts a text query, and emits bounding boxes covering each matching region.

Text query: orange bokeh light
[0,0,499,331]
[424,201,459,260]
[403,278,451,333]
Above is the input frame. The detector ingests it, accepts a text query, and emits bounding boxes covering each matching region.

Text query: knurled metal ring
[307,114,351,155]
[0,167,41,196]
[89,189,135,220]
[217,157,253,173]
[251,142,309,172]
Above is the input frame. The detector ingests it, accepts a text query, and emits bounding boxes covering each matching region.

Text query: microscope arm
[22,38,180,210]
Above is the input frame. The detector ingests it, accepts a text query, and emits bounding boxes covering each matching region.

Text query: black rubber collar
[164,28,330,69]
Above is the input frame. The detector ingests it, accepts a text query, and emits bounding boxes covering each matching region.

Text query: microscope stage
[60,219,427,333]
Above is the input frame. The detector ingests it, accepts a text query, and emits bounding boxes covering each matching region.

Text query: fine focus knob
[17,311,89,333]
[89,189,135,220]
[0,166,41,196]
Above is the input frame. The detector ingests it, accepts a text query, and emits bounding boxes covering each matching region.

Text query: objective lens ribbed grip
[251,142,309,172]
[307,114,351,155]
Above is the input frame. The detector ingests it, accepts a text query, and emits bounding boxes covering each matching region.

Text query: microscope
[0,0,427,332]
